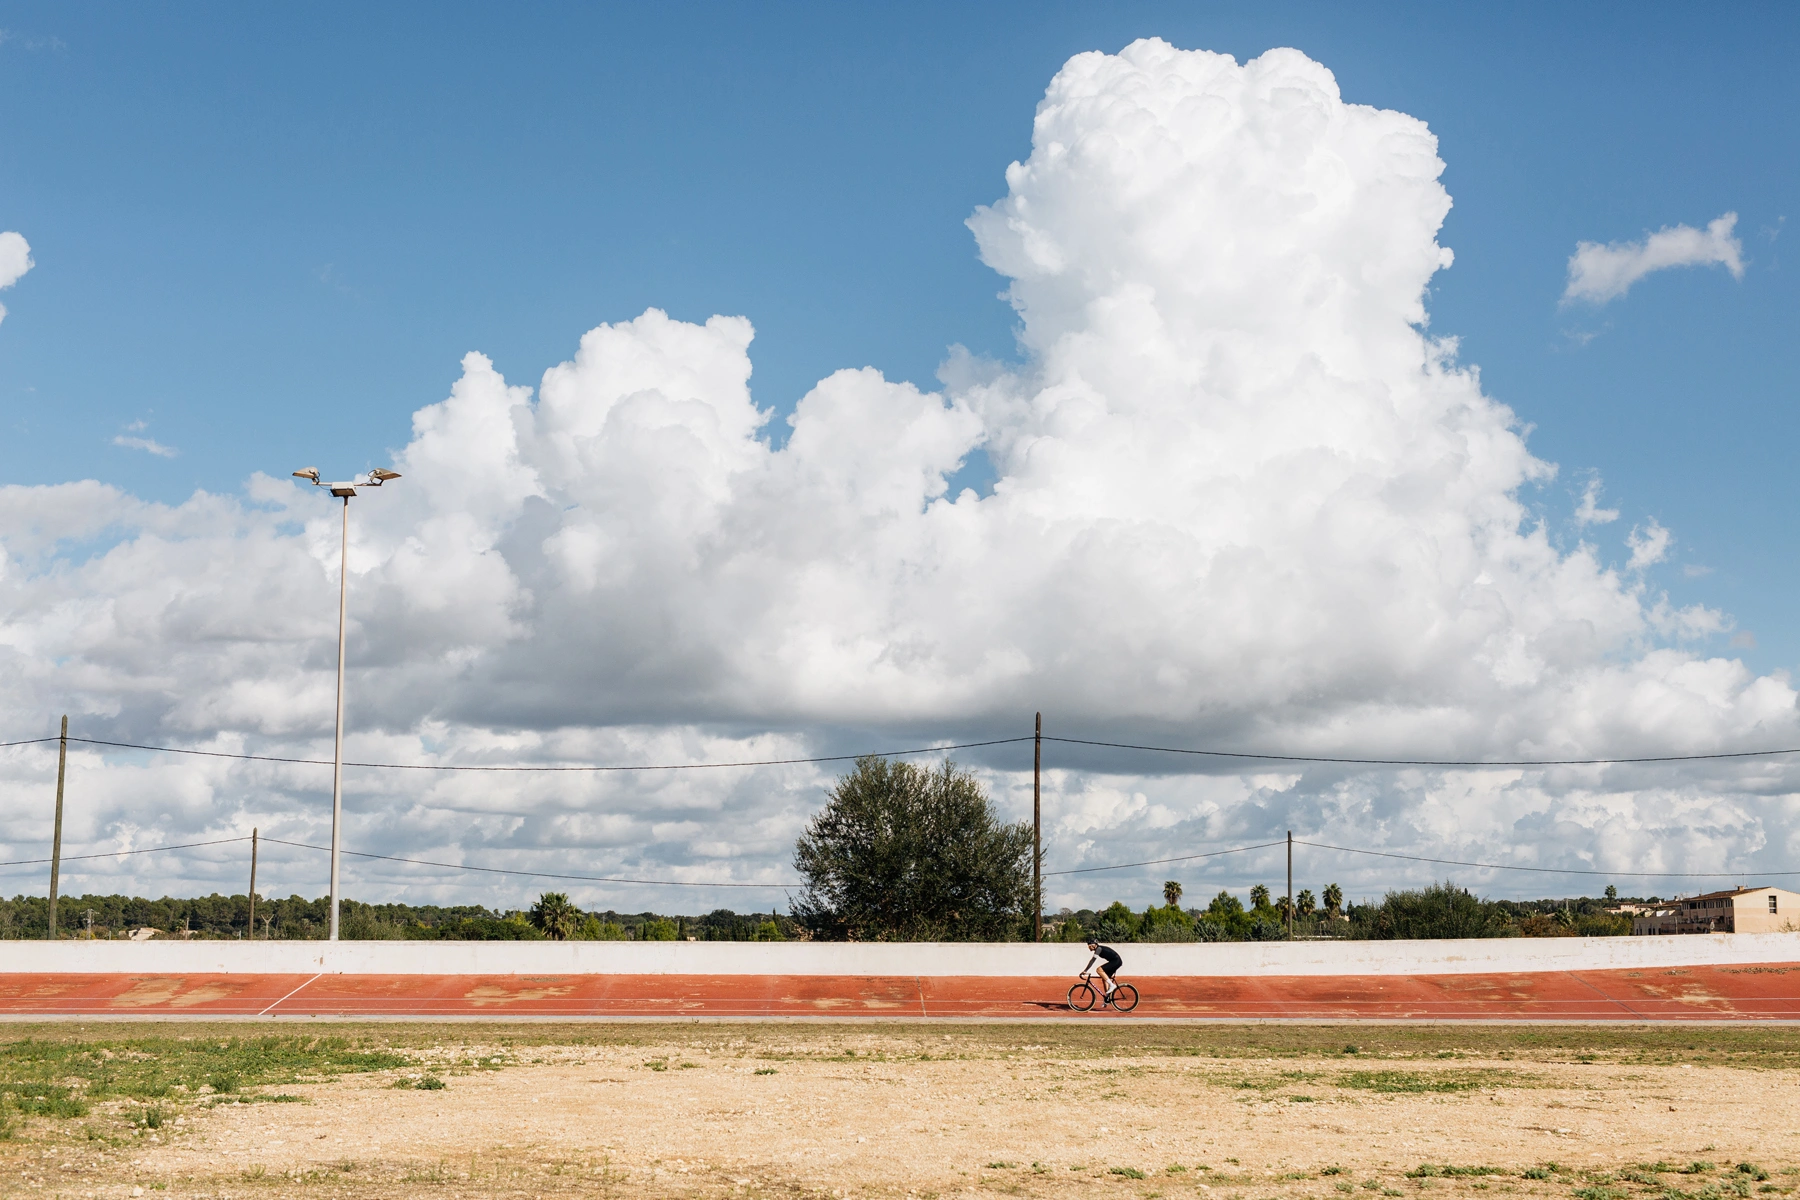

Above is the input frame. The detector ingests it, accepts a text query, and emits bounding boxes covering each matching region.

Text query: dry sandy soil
[6,1023,1800,1199]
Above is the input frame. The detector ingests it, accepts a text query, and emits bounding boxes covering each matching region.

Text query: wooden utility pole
[1033,712,1043,943]
[247,828,259,939]
[47,715,67,940]
[1286,830,1293,940]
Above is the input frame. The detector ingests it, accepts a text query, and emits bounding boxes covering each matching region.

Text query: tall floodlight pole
[292,465,401,941]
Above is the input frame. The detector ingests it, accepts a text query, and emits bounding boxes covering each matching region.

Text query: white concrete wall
[2,933,1798,977]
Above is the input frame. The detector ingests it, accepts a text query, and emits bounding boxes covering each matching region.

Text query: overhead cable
[260,837,792,889]
[57,735,1033,772]
[1044,735,1800,768]
[1294,838,1797,879]
[0,836,252,869]
[12,728,1800,771]
[1043,839,1286,876]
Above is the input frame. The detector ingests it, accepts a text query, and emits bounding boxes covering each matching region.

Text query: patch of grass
[416,1075,445,1090]
[754,1067,777,1076]
[1323,1167,1345,1176]
[0,1082,89,1118]
[1407,1166,1509,1179]
[1522,1168,1552,1180]
[1111,1167,1148,1179]
[0,1032,414,1122]
[136,1104,165,1129]
[1740,1167,1771,1183]
[1289,1094,1316,1103]
[987,1162,1018,1170]
[1166,1165,1188,1175]
[1337,1184,1354,1194]
[1337,1070,1522,1094]
[1681,1163,1718,1176]
[1573,1189,1626,1200]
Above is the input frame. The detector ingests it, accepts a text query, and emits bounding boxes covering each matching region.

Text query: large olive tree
[792,756,1035,941]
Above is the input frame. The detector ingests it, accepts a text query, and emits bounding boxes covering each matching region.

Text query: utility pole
[247,827,259,939]
[47,715,67,940]
[1033,712,1042,943]
[1286,830,1293,940]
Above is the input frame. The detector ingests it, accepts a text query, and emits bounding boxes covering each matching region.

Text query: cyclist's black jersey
[1093,944,1123,973]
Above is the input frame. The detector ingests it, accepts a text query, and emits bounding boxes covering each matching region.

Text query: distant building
[1631,886,1800,935]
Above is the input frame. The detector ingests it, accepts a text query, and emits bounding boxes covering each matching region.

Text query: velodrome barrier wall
[3,933,1797,977]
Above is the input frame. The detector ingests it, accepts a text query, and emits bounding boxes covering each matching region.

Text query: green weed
[1336,1070,1521,1094]
[1111,1167,1148,1179]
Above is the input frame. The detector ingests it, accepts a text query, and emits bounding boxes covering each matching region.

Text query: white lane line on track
[259,972,323,1016]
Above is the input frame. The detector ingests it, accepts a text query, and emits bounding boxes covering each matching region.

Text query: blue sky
[3,2,1795,677]
[3,3,1800,908]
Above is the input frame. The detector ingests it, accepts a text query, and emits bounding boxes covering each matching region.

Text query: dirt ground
[6,1022,1800,1199]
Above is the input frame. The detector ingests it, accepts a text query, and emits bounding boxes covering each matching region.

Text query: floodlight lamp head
[367,468,401,483]
[292,467,321,483]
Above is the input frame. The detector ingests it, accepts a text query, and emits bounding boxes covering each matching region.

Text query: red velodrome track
[3,965,1800,1020]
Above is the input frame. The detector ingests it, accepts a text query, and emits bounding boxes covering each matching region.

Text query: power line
[260,836,791,889]
[1043,735,1800,768]
[56,735,1033,772]
[1044,840,1286,876]
[1294,838,1796,879]
[13,728,1800,772]
[0,836,251,869]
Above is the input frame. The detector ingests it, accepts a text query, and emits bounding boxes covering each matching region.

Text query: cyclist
[1084,938,1124,1003]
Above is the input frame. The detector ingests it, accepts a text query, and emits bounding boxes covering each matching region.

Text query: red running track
[2,964,1800,1020]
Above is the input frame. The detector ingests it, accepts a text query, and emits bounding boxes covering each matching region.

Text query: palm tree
[529,892,582,940]
[1163,880,1183,909]
[1250,884,1271,910]
[1323,883,1343,918]
[1297,889,1316,918]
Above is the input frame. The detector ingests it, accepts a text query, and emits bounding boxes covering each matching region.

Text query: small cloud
[113,427,178,458]
[0,28,65,51]
[1563,213,1744,305]
[1626,519,1671,571]
[0,230,33,324]
[1682,563,1714,579]
[314,263,359,297]
[1763,216,1785,244]
[1573,476,1619,526]
[1730,630,1757,649]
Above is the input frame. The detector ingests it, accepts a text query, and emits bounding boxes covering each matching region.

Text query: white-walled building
[1632,886,1800,935]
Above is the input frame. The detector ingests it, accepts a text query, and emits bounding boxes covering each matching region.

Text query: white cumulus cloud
[0,230,32,323]
[1563,213,1745,305]
[0,41,1790,914]
[1574,477,1620,526]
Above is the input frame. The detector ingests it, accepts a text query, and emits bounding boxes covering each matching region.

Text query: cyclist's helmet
[1085,938,1098,948]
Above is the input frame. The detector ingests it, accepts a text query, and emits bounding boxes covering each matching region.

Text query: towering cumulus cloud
[2,42,1793,907]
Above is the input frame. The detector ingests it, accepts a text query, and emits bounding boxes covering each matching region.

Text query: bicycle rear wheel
[1109,983,1139,1013]
[1067,982,1098,1012]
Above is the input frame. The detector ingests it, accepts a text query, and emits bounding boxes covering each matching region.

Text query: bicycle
[1067,971,1138,1013]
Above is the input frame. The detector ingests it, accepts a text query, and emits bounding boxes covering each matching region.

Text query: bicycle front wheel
[1067,982,1098,1012]
[1109,984,1139,1013]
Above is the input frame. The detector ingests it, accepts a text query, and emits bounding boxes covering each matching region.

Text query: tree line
[3,756,1641,942]
[0,893,795,942]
